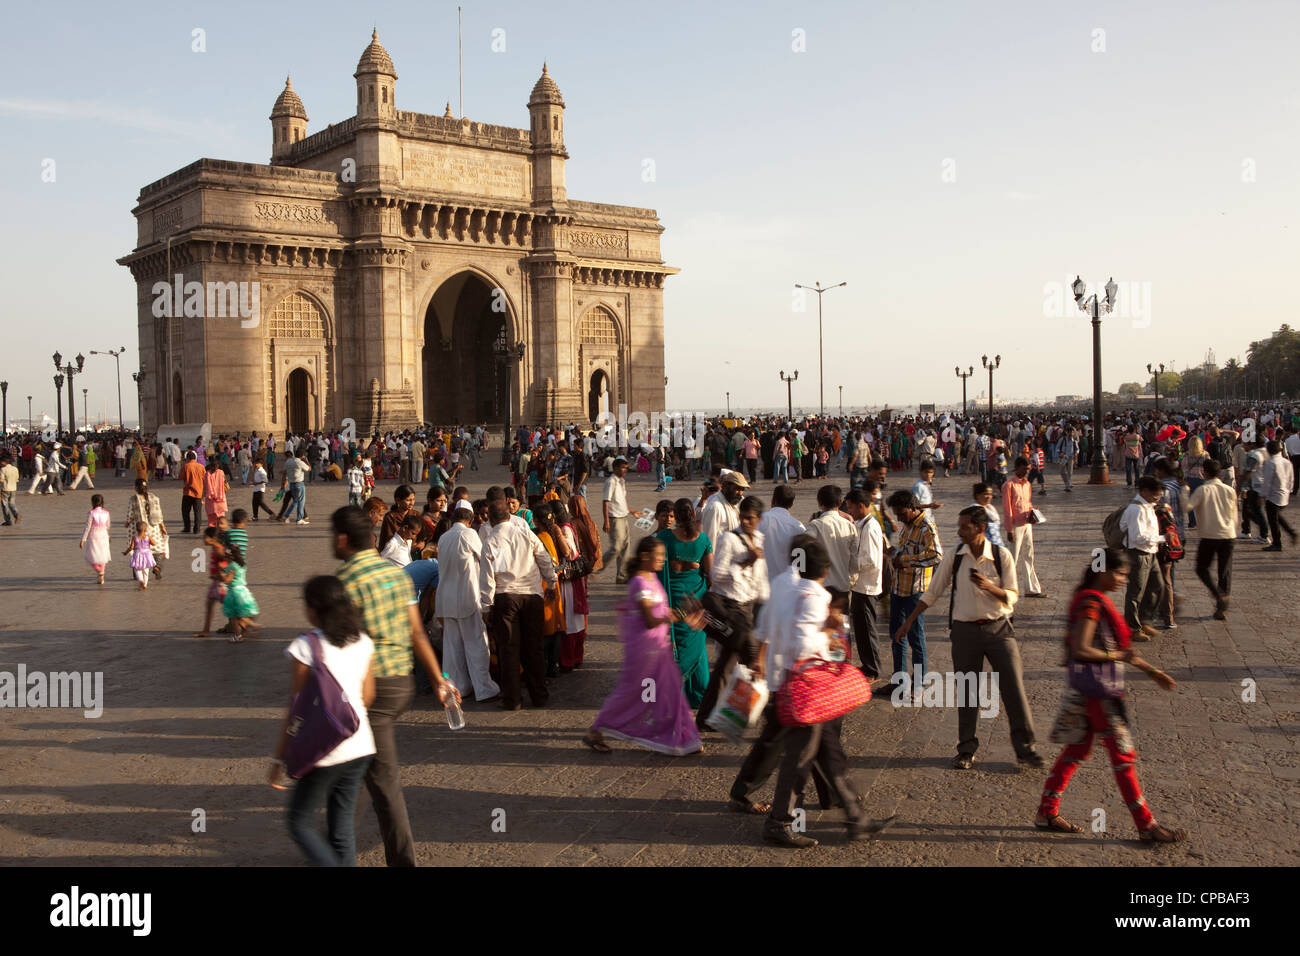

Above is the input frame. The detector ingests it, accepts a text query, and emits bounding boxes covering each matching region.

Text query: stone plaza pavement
[1,460,1297,867]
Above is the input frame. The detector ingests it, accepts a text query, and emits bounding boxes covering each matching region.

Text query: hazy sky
[2,0,1296,425]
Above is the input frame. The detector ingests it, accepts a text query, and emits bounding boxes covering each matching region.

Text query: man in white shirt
[843,486,885,683]
[436,501,500,703]
[1120,476,1165,639]
[1179,458,1238,618]
[806,484,857,607]
[701,470,747,551]
[697,496,770,732]
[601,456,640,585]
[1259,439,1296,552]
[762,540,893,849]
[1285,425,1300,496]
[757,484,804,582]
[482,499,557,709]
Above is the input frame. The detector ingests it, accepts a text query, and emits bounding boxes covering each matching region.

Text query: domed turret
[270,76,308,162]
[355,29,397,120]
[528,64,567,204]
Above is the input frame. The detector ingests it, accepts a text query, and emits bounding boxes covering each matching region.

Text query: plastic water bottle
[442,673,466,730]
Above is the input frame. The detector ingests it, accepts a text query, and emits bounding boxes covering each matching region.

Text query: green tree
[1117,382,1142,398]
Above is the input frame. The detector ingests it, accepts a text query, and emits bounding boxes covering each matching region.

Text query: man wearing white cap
[701,469,747,551]
[436,499,501,702]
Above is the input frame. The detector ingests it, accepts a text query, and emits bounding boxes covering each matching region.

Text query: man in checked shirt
[885,490,942,695]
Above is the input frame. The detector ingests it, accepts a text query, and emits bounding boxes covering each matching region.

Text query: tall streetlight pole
[53,374,65,435]
[1146,362,1165,415]
[838,385,844,417]
[89,347,127,429]
[53,351,85,436]
[779,369,798,421]
[495,339,526,463]
[725,391,731,417]
[981,354,1000,419]
[0,381,7,436]
[27,395,33,433]
[82,388,89,432]
[955,366,974,417]
[1073,275,1118,484]
[793,280,846,417]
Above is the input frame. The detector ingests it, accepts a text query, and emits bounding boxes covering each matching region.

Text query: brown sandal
[582,732,612,753]
[1139,824,1188,844]
[1034,814,1084,833]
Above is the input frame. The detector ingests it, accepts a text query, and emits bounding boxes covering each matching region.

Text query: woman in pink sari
[203,459,229,526]
[583,536,703,756]
[550,501,590,671]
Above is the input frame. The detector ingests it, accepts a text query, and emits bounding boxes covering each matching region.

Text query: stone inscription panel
[570,227,629,258]
[403,143,530,201]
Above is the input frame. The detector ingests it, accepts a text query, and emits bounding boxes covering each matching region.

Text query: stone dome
[528,63,564,107]
[270,76,308,120]
[355,29,397,78]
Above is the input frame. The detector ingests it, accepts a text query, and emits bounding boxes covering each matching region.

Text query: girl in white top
[271,575,376,866]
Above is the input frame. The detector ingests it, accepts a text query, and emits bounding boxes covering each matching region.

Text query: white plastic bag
[705,663,769,741]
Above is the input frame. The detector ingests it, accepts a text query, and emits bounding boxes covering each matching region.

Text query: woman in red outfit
[1036,547,1187,844]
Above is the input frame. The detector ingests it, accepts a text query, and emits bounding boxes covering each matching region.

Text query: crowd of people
[3,399,1297,862]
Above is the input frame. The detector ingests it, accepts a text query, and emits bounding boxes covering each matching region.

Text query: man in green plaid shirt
[333,505,452,866]
[885,490,942,693]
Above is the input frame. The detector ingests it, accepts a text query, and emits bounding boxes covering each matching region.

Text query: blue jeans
[285,482,306,520]
[774,456,788,483]
[654,462,666,490]
[1125,458,1140,485]
[287,754,373,866]
[889,592,926,685]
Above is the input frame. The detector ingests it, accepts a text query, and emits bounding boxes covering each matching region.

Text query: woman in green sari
[654,498,713,708]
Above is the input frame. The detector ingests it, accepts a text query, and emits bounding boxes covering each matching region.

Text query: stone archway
[285,367,313,432]
[422,271,515,424]
[588,369,610,422]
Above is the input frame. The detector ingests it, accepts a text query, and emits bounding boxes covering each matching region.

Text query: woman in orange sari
[533,503,567,678]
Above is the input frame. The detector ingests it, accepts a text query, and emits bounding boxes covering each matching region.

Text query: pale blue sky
[2,0,1296,424]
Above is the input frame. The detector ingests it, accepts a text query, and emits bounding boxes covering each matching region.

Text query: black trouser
[769,717,862,827]
[1265,501,1295,546]
[731,702,833,808]
[364,673,417,866]
[1292,455,1300,495]
[491,593,547,707]
[251,490,277,519]
[1194,538,1233,602]
[181,494,202,533]
[745,458,757,483]
[850,591,882,678]
[1243,489,1269,539]
[696,594,756,731]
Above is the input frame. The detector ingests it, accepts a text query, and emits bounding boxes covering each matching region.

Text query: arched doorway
[285,368,312,433]
[423,272,511,424]
[172,371,184,424]
[588,369,610,422]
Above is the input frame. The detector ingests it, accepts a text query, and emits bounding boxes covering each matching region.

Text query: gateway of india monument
[119,31,675,435]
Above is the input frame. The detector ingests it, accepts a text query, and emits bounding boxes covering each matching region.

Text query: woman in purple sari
[583,536,704,756]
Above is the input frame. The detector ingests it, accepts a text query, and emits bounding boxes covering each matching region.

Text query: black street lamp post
[779,369,798,420]
[53,374,65,435]
[1,381,7,436]
[793,280,846,417]
[27,395,32,433]
[1072,275,1119,484]
[956,366,974,416]
[132,369,146,429]
[1147,363,1165,415]
[495,340,526,464]
[53,351,85,437]
[981,354,1000,419]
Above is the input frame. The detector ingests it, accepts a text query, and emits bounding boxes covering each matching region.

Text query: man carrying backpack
[1179,459,1238,619]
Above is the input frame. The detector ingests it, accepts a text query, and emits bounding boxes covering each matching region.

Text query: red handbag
[777,658,872,726]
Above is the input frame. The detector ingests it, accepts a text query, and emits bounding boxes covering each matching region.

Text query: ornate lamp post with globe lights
[1072,275,1119,484]
[981,355,1000,419]
[53,351,84,437]
[779,369,798,420]
[495,339,526,464]
[1147,362,1165,415]
[132,368,147,429]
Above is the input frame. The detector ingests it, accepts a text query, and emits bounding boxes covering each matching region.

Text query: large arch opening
[422,272,512,425]
[286,368,313,433]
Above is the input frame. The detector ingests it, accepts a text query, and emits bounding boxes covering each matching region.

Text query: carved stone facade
[118,34,675,435]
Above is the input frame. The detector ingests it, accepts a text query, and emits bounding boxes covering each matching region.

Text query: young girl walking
[79,493,112,586]
[221,538,261,642]
[125,520,156,589]
[194,527,230,637]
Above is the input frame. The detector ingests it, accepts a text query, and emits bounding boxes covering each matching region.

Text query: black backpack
[1208,438,1232,471]
[949,545,1005,628]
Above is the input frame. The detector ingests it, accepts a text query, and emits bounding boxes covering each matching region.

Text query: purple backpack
[284,632,361,779]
